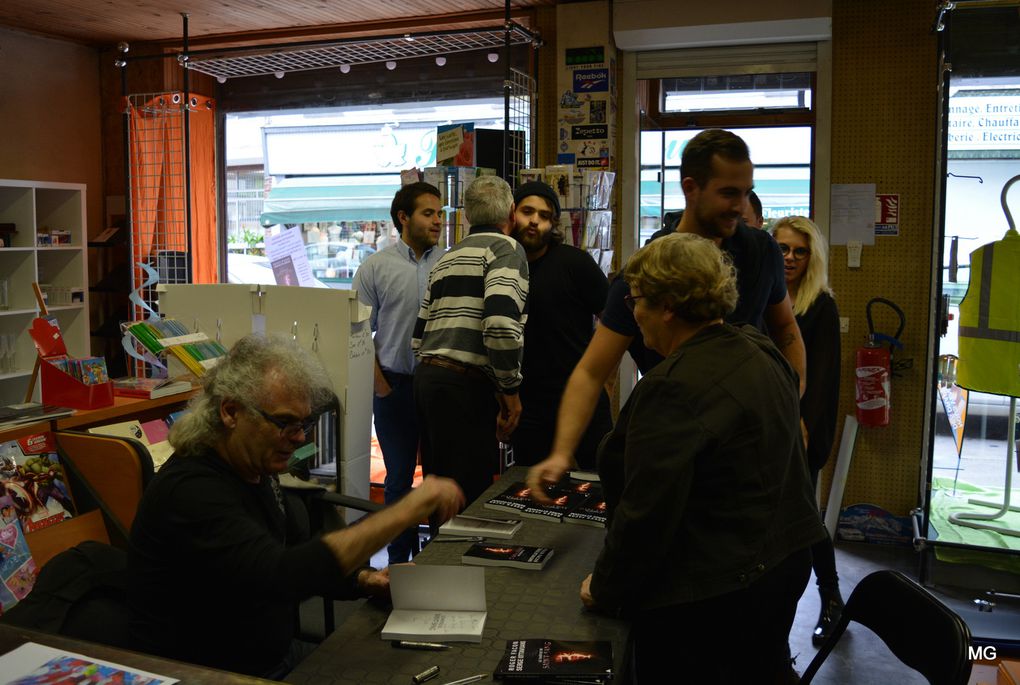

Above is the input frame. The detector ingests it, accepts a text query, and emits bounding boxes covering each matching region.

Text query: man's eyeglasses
[623,294,646,311]
[255,408,319,439]
[778,243,811,261]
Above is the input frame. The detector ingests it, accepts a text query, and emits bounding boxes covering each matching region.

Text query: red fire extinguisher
[855,298,905,427]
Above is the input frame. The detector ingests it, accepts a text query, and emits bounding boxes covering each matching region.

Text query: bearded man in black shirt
[509,181,611,469]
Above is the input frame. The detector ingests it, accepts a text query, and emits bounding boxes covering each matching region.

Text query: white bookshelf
[0,179,89,406]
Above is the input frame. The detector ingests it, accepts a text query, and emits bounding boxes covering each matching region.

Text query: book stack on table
[438,514,523,540]
[485,480,607,528]
[111,376,193,400]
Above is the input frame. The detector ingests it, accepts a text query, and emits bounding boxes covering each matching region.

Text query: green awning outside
[260,176,400,226]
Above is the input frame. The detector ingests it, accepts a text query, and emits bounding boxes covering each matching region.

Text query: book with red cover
[495,639,613,683]
[563,486,607,528]
[112,376,192,400]
[484,482,535,514]
[520,479,598,523]
[461,543,553,571]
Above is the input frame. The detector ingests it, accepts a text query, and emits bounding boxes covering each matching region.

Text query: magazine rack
[28,317,113,410]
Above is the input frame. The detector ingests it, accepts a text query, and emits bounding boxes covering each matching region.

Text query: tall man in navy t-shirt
[527,128,807,493]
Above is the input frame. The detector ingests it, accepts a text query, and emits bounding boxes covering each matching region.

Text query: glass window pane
[662,73,812,113]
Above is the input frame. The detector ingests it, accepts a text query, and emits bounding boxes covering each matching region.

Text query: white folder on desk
[86,420,173,470]
[381,565,487,643]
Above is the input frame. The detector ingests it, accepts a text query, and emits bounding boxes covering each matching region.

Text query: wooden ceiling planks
[0,0,556,47]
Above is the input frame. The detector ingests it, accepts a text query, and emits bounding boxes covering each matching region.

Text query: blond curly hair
[624,233,737,322]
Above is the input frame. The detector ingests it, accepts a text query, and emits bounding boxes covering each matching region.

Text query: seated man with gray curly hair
[128,334,464,678]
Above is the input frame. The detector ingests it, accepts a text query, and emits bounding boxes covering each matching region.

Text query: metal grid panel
[187,25,539,80]
[127,92,191,327]
[507,66,535,187]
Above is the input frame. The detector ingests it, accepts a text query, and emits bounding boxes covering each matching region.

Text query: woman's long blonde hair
[772,215,833,316]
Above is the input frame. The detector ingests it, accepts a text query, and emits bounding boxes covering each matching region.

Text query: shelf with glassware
[0,179,89,406]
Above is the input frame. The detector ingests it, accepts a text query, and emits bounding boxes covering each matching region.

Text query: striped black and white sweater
[412,225,529,394]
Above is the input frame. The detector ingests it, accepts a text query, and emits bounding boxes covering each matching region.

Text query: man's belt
[420,356,490,381]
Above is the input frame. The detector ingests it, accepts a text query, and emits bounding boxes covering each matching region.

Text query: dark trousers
[810,469,839,591]
[511,388,612,470]
[631,546,811,684]
[413,363,499,508]
[373,371,419,564]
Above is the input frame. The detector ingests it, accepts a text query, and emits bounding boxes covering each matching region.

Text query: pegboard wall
[824,0,939,517]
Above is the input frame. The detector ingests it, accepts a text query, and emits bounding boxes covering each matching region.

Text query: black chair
[284,394,390,639]
[800,570,973,685]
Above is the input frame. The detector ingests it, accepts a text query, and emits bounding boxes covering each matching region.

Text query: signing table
[286,466,631,684]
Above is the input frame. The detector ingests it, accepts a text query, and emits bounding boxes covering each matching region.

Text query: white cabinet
[0,179,89,406]
[156,283,374,514]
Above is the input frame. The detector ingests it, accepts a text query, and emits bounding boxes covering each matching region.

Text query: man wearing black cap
[510,181,611,468]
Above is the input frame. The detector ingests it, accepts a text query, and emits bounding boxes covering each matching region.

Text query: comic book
[0,432,76,534]
[0,494,37,614]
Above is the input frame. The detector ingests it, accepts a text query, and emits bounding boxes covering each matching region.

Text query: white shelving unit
[0,179,89,406]
[156,283,374,517]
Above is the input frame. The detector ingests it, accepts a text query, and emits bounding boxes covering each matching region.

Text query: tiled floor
[793,541,1020,683]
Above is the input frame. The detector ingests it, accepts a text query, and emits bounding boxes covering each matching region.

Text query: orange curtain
[127,92,218,292]
[187,96,217,285]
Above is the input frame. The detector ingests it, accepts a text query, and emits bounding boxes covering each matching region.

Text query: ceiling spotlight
[385,60,397,71]
[274,71,285,79]
[339,63,351,74]
[216,75,227,84]
[435,56,447,67]
[487,52,499,63]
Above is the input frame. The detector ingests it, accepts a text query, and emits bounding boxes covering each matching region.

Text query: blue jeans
[373,371,420,564]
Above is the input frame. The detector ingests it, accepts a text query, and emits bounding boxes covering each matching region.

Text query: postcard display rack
[0,179,90,406]
[156,284,374,515]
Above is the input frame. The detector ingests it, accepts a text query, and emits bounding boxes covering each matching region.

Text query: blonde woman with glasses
[772,215,845,647]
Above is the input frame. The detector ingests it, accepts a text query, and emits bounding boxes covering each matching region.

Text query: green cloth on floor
[930,476,1020,574]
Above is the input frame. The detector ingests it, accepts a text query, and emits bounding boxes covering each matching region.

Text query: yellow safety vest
[957,229,1020,397]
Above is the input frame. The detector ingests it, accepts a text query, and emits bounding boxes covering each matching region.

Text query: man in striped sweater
[412,175,530,505]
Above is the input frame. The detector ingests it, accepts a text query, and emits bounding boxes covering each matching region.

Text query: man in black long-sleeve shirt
[509,181,610,468]
[128,334,464,678]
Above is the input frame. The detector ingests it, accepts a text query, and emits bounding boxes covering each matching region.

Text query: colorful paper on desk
[140,419,169,445]
[86,421,174,471]
[0,642,178,684]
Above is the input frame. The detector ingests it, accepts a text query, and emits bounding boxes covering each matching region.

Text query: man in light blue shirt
[352,182,444,563]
